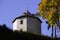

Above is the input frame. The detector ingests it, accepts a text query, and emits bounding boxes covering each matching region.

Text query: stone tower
[12,10,42,34]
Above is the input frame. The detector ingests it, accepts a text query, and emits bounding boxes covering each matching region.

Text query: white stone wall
[17,18,27,31]
[13,17,41,34]
[13,17,27,31]
[13,20,18,31]
[27,17,41,34]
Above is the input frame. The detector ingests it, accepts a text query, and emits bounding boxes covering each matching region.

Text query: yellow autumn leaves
[48,0,58,7]
[48,8,57,27]
[38,0,60,28]
[41,0,47,5]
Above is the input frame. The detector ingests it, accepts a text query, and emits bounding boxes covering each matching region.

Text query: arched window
[20,20,23,24]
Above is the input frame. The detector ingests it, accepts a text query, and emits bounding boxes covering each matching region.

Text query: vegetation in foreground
[0,24,60,40]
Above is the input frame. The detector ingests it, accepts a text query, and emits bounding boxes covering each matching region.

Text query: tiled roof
[12,10,42,23]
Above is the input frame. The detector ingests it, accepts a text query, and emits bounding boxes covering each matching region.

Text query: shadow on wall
[0,24,60,40]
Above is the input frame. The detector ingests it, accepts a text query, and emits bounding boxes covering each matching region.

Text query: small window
[20,20,23,24]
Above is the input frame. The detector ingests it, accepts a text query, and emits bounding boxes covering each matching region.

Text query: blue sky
[0,0,60,37]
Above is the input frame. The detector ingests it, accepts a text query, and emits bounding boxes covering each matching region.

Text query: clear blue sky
[0,0,60,37]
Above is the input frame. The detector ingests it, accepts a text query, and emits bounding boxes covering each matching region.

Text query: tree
[38,0,60,38]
